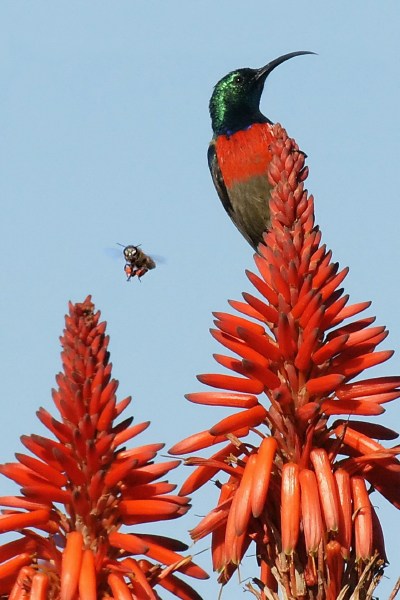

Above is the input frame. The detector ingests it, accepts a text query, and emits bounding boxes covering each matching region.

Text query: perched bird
[208,51,314,250]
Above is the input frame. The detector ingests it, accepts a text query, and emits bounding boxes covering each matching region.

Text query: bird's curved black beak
[255,51,316,84]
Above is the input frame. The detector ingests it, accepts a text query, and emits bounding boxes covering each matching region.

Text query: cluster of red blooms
[0,127,398,600]
[0,299,207,599]
[170,125,400,599]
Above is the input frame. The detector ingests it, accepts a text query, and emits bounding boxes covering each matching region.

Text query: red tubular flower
[170,124,400,597]
[0,297,206,599]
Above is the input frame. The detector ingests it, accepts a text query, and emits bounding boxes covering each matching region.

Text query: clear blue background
[0,2,399,598]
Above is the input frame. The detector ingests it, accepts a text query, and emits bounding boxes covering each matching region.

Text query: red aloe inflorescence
[0,297,207,599]
[170,124,400,599]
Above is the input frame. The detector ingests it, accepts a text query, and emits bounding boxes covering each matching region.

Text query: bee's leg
[136,268,148,281]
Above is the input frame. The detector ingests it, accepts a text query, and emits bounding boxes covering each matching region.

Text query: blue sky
[0,2,399,597]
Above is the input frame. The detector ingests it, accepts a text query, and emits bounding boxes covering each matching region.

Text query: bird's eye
[234,75,244,85]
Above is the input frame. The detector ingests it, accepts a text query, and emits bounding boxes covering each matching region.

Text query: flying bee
[118,244,156,281]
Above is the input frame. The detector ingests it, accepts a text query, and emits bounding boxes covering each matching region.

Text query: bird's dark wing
[207,141,234,217]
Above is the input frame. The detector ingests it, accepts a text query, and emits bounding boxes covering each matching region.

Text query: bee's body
[121,245,156,280]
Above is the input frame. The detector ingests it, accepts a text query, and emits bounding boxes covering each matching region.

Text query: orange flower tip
[209,404,267,437]
[143,534,189,553]
[156,572,206,600]
[168,431,217,455]
[334,469,352,559]
[185,392,259,409]
[181,560,209,580]
[338,350,394,378]
[321,399,385,416]
[196,373,264,395]
[78,550,96,600]
[251,437,277,518]
[109,532,149,555]
[336,376,400,401]
[61,531,84,600]
[234,454,257,536]
[296,402,320,426]
[228,298,265,322]
[326,540,343,575]
[108,572,137,600]
[299,469,323,554]
[351,476,373,561]
[120,499,183,517]
[0,509,50,533]
[334,423,390,458]
[281,463,300,555]
[0,553,33,581]
[241,359,281,389]
[306,374,346,396]
[333,420,399,441]
[134,541,208,580]
[30,572,50,599]
[310,449,340,533]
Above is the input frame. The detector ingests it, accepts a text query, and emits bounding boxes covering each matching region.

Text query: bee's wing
[104,247,124,260]
[149,254,165,264]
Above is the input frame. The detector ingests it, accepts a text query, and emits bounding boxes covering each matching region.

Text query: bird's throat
[215,123,275,188]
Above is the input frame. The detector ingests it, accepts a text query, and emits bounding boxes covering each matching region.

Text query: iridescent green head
[209,51,315,136]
